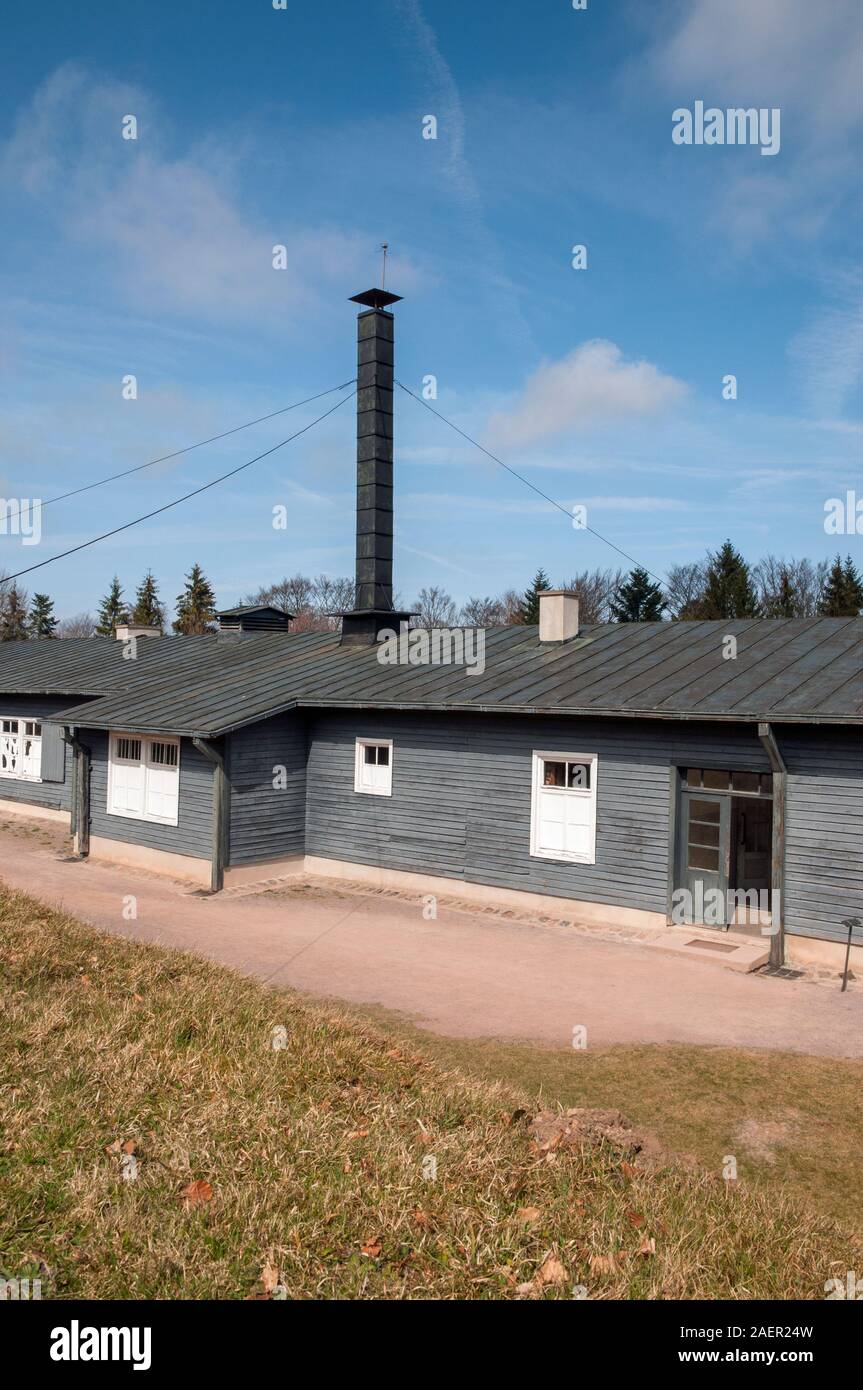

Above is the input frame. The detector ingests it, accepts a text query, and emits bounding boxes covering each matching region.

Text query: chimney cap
[349,287,402,310]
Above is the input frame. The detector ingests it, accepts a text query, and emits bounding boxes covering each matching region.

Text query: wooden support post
[758,722,786,968]
[193,737,229,893]
[63,728,91,857]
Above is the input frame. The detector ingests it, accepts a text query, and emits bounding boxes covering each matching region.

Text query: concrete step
[641,930,770,973]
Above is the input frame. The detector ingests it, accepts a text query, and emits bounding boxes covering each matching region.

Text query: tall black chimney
[340,287,413,646]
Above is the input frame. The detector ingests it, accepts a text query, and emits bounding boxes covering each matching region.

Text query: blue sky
[2,0,863,618]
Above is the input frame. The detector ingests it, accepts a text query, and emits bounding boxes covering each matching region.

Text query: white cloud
[0,65,423,326]
[484,340,686,450]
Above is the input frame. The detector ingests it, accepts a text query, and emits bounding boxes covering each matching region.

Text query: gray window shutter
[41,722,66,783]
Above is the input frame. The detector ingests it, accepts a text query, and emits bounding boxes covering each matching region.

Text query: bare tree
[412,585,458,628]
[460,595,505,627]
[665,561,707,619]
[498,588,523,624]
[752,555,828,618]
[58,612,97,638]
[560,568,624,624]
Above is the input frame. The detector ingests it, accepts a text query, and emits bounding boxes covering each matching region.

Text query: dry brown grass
[0,885,857,1300]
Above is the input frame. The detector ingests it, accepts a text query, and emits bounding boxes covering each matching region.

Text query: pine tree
[520,568,552,624]
[610,566,665,622]
[820,554,863,616]
[0,584,30,641]
[95,576,129,636]
[28,592,57,638]
[174,563,217,635]
[842,555,863,615]
[131,570,166,628]
[694,541,760,619]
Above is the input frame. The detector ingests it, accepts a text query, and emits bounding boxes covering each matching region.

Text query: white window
[108,732,180,825]
[0,717,42,781]
[354,738,392,796]
[530,751,597,864]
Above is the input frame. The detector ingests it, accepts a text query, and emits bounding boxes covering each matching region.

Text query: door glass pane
[759,773,773,796]
[689,798,720,824]
[685,768,701,788]
[364,744,377,765]
[377,745,389,766]
[688,844,720,871]
[689,820,720,848]
[542,760,566,787]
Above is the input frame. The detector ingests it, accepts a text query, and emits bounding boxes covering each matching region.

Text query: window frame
[0,715,42,782]
[107,731,181,826]
[354,737,393,797]
[530,749,598,865]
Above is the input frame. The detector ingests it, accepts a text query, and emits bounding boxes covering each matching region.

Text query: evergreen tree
[131,570,166,628]
[842,555,863,615]
[819,554,863,616]
[0,583,29,641]
[28,592,57,638]
[95,576,129,636]
[610,566,665,622]
[174,563,217,635]
[520,568,552,624]
[694,541,760,619]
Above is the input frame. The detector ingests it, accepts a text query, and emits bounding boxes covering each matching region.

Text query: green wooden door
[678,791,730,924]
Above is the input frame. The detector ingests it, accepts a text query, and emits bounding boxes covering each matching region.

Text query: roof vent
[539,591,579,642]
[216,605,293,634]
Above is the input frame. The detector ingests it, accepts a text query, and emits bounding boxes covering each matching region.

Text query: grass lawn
[362,1029,863,1239]
[1,884,859,1300]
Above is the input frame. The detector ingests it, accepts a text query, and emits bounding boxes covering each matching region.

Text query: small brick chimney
[340,287,413,646]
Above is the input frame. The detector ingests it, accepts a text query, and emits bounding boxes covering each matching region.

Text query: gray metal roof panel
[5,618,863,735]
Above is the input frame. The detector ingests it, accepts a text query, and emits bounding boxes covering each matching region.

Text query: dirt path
[1,821,861,1056]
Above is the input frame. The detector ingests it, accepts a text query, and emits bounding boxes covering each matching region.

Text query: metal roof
[4,618,863,737]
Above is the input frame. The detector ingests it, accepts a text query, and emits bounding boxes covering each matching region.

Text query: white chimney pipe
[539,590,579,642]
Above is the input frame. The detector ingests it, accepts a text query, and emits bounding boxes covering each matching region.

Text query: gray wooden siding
[781,728,863,943]
[0,696,74,812]
[305,712,774,916]
[226,713,306,864]
[85,730,212,859]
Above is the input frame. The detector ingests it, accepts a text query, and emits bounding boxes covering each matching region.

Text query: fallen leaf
[515,1206,542,1225]
[260,1261,280,1294]
[627,1210,644,1228]
[413,1208,430,1229]
[536,1255,567,1286]
[360,1237,382,1258]
[637,1236,656,1258]
[342,1156,352,1173]
[180,1179,213,1207]
[620,1161,637,1179]
[122,1139,137,1155]
[105,1139,121,1154]
[346,1128,369,1141]
[589,1254,617,1276]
